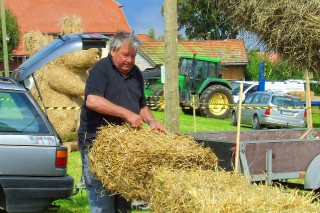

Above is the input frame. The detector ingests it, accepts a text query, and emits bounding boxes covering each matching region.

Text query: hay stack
[24,31,53,55]
[60,16,83,35]
[150,168,320,213]
[88,125,218,201]
[288,91,314,100]
[24,16,101,137]
[218,0,320,72]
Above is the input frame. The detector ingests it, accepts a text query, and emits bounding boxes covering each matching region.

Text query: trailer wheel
[199,85,234,119]
[252,115,261,130]
[231,111,237,126]
[149,88,164,111]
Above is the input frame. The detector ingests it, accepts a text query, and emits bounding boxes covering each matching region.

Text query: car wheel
[231,111,237,126]
[252,115,261,130]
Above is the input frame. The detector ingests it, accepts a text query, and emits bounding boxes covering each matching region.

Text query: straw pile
[60,16,83,35]
[88,125,218,201]
[218,0,320,72]
[25,16,101,137]
[288,91,314,100]
[24,31,53,55]
[150,168,320,213]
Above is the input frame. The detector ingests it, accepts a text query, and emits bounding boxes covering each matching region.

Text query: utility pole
[164,0,180,133]
[1,0,9,77]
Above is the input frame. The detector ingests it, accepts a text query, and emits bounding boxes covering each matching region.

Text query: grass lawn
[54,108,320,212]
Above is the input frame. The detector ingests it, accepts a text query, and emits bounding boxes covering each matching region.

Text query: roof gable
[140,40,248,66]
[6,0,130,34]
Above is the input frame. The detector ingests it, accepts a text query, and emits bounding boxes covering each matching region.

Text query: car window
[252,93,262,104]
[0,91,50,134]
[243,93,256,104]
[260,94,270,104]
[292,98,303,106]
[271,96,302,107]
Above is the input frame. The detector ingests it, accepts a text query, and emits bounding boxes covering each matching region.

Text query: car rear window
[271,96,303,107]
[0,91,50,134]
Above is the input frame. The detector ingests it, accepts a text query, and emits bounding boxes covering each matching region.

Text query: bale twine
[150,168,320,213]
[218,0,320,72]
[88,125,218,201]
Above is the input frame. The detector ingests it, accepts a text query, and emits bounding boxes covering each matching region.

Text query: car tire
[252,115,261,130]
[231,111,237,126]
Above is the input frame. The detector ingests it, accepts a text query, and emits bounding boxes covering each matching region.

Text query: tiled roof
[5,0,130,34]
[140,39,248,66]
[136,34,152,42]
[257,52,281,63]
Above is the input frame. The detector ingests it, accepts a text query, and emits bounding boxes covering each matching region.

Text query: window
[243,93,255,104]
[260,95,270,104]
[0,91,49,134]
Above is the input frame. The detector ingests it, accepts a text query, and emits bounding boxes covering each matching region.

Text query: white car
[231,91,306,129]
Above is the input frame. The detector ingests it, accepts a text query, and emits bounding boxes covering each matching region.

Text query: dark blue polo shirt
[78,53,146,147]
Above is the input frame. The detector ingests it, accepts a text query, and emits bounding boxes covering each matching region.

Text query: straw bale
[218,0,320,72]
[24,25,100,137]
[24,31,53,55]
[60,16,83,35]
[150,168,320,213]
[54,49,100,70]
[47,65,87,96]
[88,125,218,201]
[287,91,314,100]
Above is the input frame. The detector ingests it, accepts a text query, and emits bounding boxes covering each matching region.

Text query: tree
[147,28,156,40]
[0,7,21,62]
[246,50,304,81]
[176,0,237,40]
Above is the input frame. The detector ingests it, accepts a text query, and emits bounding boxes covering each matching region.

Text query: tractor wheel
[181,107,193,115]
[199,85,234,119]
[149,88,165,111]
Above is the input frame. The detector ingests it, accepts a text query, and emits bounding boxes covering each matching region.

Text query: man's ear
[110,48,115,56]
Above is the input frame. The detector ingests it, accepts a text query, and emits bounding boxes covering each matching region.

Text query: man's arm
[86,94,143,127]
[140,106,166,132]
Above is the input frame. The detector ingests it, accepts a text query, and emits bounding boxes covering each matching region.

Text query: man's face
[111,42,137,75]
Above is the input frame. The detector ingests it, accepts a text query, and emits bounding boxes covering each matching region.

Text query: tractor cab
[179,55,222,94]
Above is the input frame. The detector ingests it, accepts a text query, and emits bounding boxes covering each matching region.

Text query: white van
[231,80,305,103]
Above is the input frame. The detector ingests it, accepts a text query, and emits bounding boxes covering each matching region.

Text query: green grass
[54,108,320,212]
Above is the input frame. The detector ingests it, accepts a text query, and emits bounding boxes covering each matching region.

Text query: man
[78,31,165,213]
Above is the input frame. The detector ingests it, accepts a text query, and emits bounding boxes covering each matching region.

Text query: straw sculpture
[150,167,320,213]
[218,0,320,72]
[25,16,101,137]
[88,125,218,201]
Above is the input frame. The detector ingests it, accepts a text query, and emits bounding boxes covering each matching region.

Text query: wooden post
[305,70,313,129]
[192,95,197,132]
[1,0,10,76]
[234,83,243,173]
[164,0,180,133]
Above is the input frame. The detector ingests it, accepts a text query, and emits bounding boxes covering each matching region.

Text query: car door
[241,93,256,124]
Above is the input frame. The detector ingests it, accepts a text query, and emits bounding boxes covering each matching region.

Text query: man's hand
[148,119,166,133]
[125,112,144,128]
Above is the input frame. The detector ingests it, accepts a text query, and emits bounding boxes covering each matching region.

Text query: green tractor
[143,55,234,119]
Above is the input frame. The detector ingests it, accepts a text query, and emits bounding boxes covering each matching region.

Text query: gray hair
[109,31,141,52]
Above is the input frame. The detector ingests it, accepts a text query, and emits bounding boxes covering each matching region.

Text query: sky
[116,0,165,37]
[115,0,262,50]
